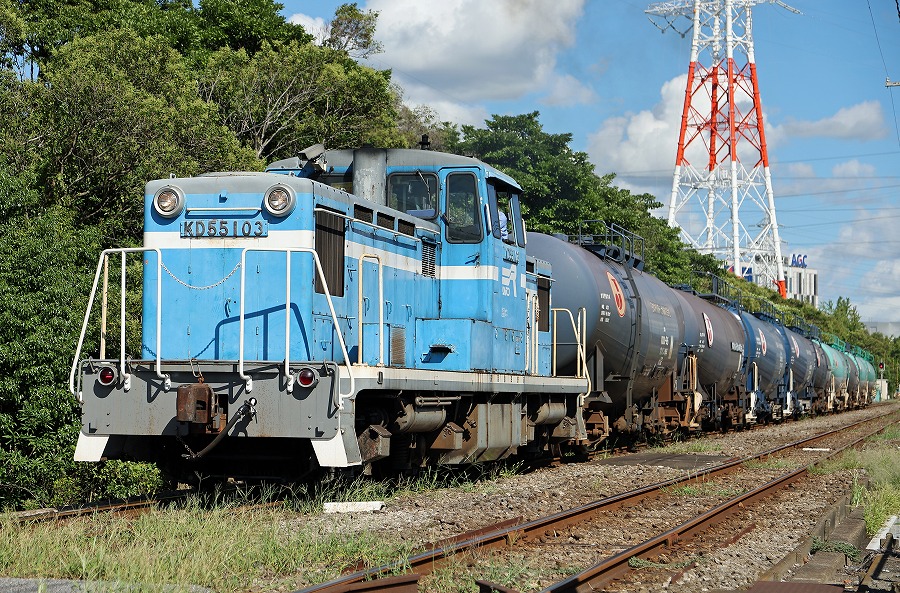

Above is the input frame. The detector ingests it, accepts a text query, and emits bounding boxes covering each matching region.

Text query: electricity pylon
[646,0,798,297]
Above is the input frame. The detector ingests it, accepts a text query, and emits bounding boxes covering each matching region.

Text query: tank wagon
[69,146,874,481]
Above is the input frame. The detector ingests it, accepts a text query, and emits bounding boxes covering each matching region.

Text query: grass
[866,424,900,442]
[0,492,417,592]
[0,465,530,592]
[275,461,525,514]
[810,537,861,562]
[423,549,579,592]
[808,428,900,535]
[655,439,723,454]
[661,480,743,498]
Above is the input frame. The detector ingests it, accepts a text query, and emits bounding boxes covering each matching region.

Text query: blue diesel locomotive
[70,147,593,480]
[69,146,875,481]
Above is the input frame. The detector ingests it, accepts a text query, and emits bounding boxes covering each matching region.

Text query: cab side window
[445,173,482,243]
[488,181,525,247]
[388,172,437,218]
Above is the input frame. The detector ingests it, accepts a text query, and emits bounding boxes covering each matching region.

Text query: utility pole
[646,0,799,297]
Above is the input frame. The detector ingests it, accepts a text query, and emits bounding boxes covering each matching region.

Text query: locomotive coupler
[181,398,258,460]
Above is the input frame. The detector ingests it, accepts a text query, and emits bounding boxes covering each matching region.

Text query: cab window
[388,172,438,218]
[488,181,524,247]
[319,172,353,193]
[445,173,482,243]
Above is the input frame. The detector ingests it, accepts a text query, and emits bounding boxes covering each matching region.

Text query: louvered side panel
[315,209,345,297]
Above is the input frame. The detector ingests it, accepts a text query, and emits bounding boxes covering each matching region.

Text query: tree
[0,0,26,69]
[199,41,401,161]
[196,0,311,56]
[325,2,382,59]
[453,112,605,232]
[394,99,460,151]
[34,29,260,241]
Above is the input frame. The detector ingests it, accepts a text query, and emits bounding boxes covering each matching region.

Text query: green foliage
[325,2,382,58]
[35,28,261,242]
[0,196,165,509]
[809,537,861,561]
[199,40,400,161]
[13,0,311,73]
[0,0,26,69]
[196,0,311,56]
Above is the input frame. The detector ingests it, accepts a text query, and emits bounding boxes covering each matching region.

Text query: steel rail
[292,407,900,593]
[9,490,193,524]
[542,418,894,593]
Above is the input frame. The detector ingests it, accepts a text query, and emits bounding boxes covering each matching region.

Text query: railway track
[9,486,286,525]
[9,490,192,524]
[295,406,900,593]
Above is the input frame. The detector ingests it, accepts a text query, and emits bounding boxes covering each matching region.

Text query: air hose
[183,398,257,459]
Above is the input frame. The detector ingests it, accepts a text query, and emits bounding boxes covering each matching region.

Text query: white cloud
[541,74,597,107]
[421,100,490,128]
[587,74,685,194]
[288,13,328,45]
[799,211,900,322]
[364,0,585,106]
[831,159,877,178]
[778,101,887,141]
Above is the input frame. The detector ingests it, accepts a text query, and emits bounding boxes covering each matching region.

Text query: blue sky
[283,0,900,328]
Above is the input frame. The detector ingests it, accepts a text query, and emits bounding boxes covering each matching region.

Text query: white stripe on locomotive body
[144,229,521,287]
[144,230,316,250]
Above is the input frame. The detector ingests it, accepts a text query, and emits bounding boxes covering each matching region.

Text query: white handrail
[69,247,167,402]
[238,247,355,407]
[357,253,385,366]
[550,307,591,395]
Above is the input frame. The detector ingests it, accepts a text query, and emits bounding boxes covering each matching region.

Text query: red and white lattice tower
[646,0,796,297]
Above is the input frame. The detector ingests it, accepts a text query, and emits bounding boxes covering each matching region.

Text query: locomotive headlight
[264,185,296,217]
[153,186,185,218]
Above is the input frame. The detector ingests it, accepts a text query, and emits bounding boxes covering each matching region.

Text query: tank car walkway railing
[70,248,169,402]
[238,247,355,407]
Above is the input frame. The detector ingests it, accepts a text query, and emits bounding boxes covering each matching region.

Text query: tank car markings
[605,271,626,317]
[702,312,714,347]
[646,301,673,317]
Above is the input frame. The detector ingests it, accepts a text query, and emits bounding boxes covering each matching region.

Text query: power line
[785,212,900,229]
[867,0,900,149]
